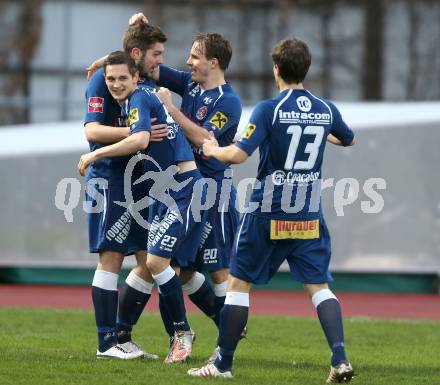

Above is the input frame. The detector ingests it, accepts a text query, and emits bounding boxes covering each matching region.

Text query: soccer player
[154,32,242,359]
[86,17,243,361]
[79,51,204,363]
[187,37,355,383]
[83,22,167,359]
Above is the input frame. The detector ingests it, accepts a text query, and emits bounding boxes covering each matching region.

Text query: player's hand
[157,87,173,108]
[129,13,148,26]
[202,131,219,157]
[150,118,168,142]
[86,55,108,80]
[77,152,97,177]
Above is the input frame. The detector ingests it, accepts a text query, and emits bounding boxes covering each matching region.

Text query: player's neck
[278,81,304,92]
[199,72,226,91]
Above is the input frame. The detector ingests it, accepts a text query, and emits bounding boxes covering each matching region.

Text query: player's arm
[326,133,355,146]
[157,87,210,147]
[85,122,130,143]
[78,131,150,176]
[328,102,356,146]
[203,132,248,164]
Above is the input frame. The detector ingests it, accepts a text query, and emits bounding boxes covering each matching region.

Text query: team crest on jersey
[88,97,104,113]
[296,96,312,112]
[242,123,256,139]
[270,219,319,240]
[209,111,228,130]
[196,106,208,120]
[128,108,139,126]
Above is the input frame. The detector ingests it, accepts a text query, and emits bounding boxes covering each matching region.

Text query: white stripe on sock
[92,270,119,291]
[152,266,175,286]
[214,281,228,297]
[225,291,249,307]
[182,271,205,295]
[125,270,154,294]
[311,288,338,308]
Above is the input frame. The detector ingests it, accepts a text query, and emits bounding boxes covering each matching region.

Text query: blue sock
[184,273,219,327]
[154,267,190,332]
[116,271,153,343]
[215,295,226,313]
[215,292,249,371]
[91,270,119,352]
[314,291,347,366]
[159,291,175,338]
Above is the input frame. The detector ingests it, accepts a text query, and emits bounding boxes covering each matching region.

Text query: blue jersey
[84,69,156,181]
[236,89,354,220]
[122,86,194,173]
[158,65,242,180]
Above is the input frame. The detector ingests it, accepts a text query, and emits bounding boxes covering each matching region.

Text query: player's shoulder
[87,68,107,92]
[213,83,242,111]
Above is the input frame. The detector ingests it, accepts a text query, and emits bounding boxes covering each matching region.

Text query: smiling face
[104,64,139,103]
[137,42,165,77]
[186,41,212,84]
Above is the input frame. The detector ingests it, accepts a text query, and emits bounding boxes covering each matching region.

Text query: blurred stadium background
[1,0,439,293]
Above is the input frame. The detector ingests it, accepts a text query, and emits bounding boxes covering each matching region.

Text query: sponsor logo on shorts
[209,111,228,130]
[106,210,132,244]
[88,97,104,113]
[270,219,319,240]
[148,211,179,251]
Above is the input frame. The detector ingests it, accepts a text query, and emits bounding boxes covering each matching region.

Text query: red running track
[0,285,439,320]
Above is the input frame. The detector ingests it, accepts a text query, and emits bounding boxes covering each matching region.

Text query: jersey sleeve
[327,101,355,146]
[158,65,191,97]
[127,91,152,134]
[235,101,271,156]
[202,95,242,139]
[84,70,109,125]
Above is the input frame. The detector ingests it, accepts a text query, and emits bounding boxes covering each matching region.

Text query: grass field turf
[1,308,439,385]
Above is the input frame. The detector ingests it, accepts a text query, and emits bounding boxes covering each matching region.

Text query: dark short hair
[103,51,138,76]
[193,32,232,71]
[271,38,311,84]
[123,22,167,53]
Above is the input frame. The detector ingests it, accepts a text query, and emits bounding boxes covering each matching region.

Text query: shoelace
[115,345,129,353]
[175,332,188,349]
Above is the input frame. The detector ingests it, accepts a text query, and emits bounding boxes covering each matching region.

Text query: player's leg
[147,253,194,362]
[92,251,139,358]
[188,214,274,377]
[180,268,219,326]
[116,250,158,359]
[290,219,353,382]
[209,268,228,313]
[158,264,182,362]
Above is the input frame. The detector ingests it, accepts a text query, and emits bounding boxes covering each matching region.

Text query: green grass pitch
[1,308,439,385]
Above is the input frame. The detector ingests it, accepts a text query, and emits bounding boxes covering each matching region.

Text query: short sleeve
[84,69,110,125]
[128,91,152,134]
[235,101,271,156]
[328,101,354,146]
[202,95,242,139]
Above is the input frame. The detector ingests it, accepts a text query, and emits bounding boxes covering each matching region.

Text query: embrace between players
[77,12,355,383]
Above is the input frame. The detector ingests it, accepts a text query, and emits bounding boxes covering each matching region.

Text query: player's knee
[146,254,170,275]
[209,268,229,284]
[98,251,124,273]
[179,269,195,285]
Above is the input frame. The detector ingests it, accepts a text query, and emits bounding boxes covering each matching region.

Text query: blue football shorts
[230,213,333,285]
[147,169,209,267]
[86,178,149,255]
[186,185,239,272]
